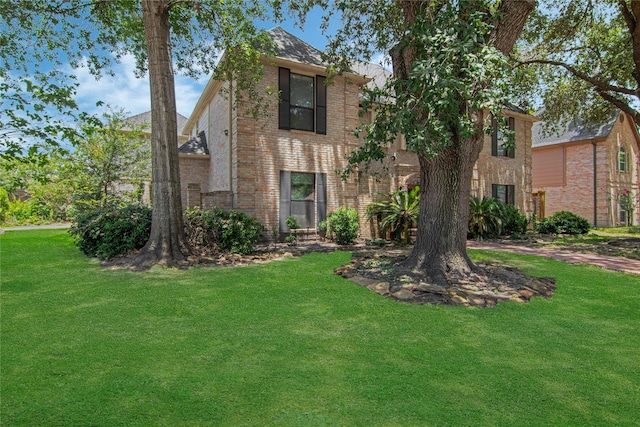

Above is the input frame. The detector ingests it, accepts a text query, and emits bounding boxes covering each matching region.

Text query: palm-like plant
[468,196,503,239]
[366,186,420,244]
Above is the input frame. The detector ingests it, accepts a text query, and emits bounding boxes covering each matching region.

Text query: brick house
[532,110,640,227]
[179,27,538,239]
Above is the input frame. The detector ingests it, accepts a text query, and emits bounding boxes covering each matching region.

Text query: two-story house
[179,27,538,239]
[532,110,640,227]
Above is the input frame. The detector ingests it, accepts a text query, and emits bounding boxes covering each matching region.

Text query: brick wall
[532,112,640,227]
[472,113,535,215]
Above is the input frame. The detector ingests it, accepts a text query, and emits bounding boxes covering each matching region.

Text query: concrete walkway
[467,240,640,276]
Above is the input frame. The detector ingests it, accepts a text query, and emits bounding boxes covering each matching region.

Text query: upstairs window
[618,146,627,172]
[279,68,326,134]
[491,116,515,158]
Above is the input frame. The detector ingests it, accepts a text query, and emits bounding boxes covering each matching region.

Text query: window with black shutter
[279,170,327,232]
[278,68,326,134]
[491,116,515,158]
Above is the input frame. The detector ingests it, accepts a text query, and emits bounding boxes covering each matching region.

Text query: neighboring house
[180,27,537,239]
[532,110,640,227]
[124,111,189,204]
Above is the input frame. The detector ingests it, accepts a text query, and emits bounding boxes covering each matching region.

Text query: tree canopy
[0,1,280,158]
[297,0,535,286]
[514,0,640,129]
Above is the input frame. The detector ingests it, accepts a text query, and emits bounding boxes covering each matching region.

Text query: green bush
[365,186,420,244]
[535,211,590,235]
[285,216,299,246]
[328,207,359,245]
[0,187,9,224]
[499,202,529,236]
[469,197,529,238]
[4,197,51,225]
[468,196,503,238]
[184,208,219,255]
[70,204,152,259]
[211,207,265,255]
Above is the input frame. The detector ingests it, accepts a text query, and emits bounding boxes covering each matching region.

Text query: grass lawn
[1,230,639,426]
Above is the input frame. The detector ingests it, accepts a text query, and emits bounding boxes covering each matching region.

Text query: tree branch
[595,88,640,127]
[491,0,535,56]
[518,58,638,96]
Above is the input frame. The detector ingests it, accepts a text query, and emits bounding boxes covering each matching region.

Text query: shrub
[70,204,152,259]
[184,208,219,255]
[285,216,299,246]
[468,196,503,238]
[328,207,359,245]
[4,197,51,225]
[535,211,590,235]
[499,202,529,236]
[365,186,420,244]
[0,187,9,224]
[211,207,265,255]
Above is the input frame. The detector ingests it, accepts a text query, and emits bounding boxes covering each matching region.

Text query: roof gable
[532,112,617,148]
[268,26,326,67]
[178,131,209,155]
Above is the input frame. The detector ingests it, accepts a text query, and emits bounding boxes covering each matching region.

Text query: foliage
[0,187,9,223]
[183,208,219,256]
[617,188,635,226]
[514,0,639,129]
[0,1,284,159]
[500,202,529,236]
[285,215,299,247]
[328,207,359,245]
[468,196,504,239]
[73,108,151,209]
[210,207,265,255]
[330,1,515,179]
[69,204,152,259]
[365,186,420,244]
[0,154,83,223]
[535,211,591,235]
[468,197,529,239]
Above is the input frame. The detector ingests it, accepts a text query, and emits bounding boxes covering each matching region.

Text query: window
[492,184,515,205]
[619,207,628,225]
[618,146,627,172]
[279,68,326,134]
[279,171,327,231]
[491,116,515,158]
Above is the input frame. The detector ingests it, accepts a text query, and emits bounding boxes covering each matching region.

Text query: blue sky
[72,8,338,120]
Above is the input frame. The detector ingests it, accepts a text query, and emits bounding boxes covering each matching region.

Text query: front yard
[1,229,639,426]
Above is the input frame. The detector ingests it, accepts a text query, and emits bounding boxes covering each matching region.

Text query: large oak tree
[302,0,535,287]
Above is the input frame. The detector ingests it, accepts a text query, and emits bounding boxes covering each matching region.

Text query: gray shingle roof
[268,27,326,67]
[532,114,616,148]
[178,131,209,155]
[125,111,189,135]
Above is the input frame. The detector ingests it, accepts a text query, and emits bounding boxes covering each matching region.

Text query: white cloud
[71,54,207,118]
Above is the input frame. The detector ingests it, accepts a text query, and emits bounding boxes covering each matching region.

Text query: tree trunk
[137,0,189,267]
[402,129,485,286]
[399,0,535,287]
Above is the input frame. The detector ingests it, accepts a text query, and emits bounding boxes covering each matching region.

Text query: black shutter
[508,185,515,205]
[279,68,290,130]
[279,170,291,232]
[316,75,327,135]
[491,184,498,200]
[316,172,327,226]
[491,115,498,156]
